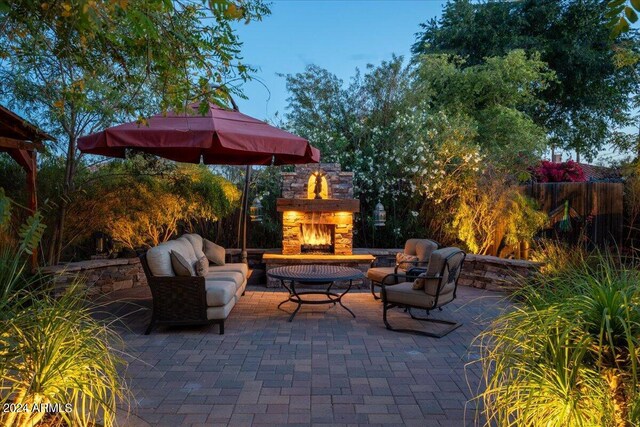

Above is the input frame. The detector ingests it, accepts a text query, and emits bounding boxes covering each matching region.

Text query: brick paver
[105,285,508,426]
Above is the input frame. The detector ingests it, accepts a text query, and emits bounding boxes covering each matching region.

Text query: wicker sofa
[140,233,247,335]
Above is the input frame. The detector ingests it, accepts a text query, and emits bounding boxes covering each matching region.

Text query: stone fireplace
[277,163,359,255]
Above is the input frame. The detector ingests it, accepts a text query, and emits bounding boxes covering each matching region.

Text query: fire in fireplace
[300,223,335,254]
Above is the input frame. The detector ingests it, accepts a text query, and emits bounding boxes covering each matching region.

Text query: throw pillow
[413,272,427,290]
[170,250,195,277]
[204,239,226,266]
[396,253,418,270]
[195,255,209,277]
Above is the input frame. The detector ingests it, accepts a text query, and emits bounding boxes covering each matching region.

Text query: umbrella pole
[241,165,251,264]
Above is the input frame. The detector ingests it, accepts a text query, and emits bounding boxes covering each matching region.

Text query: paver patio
[102,285,510,427]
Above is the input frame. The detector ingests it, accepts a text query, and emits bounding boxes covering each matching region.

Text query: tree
[413,50,553,178]
[608,0,640,35]
[283,58,424,247]
[413,0,639,161]
[0,0,269,264]
[283,51,551,253]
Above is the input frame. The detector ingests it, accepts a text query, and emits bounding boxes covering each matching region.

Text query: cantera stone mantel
[276,198,360,213]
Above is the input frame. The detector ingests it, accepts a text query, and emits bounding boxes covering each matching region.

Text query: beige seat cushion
[206,300,234,320]
[367,267,404,285]
[204,280,236,307]
[209,263,248,279]
[205,271,245,291]
[384,282,437,309]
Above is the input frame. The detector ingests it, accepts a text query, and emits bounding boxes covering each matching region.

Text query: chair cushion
[367,267,403,285]
[182,234,205,259]
[413,272,426,290]
[205,271,245,291]
[147,239,193,277]
[206,301,234,320]
[396,253,418,270]
[195,256,209,277]
[174,237,198,265]
[209,263,248,279]
[384,282,437,309]
[403,239,438,264]
[204,280,236,307]
[415,239,438,263]
[170,250,195,277]
[204,239,226,266]
[419,247,465,297]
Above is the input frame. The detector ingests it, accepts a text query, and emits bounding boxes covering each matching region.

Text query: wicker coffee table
[267,264,364,322]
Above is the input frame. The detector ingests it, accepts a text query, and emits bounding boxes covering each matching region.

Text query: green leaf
[632,0,640,11]
[606,5,626,19]
[18,212,46,255]
[608,0,627,7]
[613,17,630,36]
[625,6,638,23]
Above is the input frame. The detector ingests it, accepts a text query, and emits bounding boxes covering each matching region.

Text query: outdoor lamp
[250,197,263,223]
[373,201,386,227]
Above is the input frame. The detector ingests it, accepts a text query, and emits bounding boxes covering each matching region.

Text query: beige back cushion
[404,238,438,264]
[174,237,198,264]
[182,233,205,259]
[415,239,438,263]
[146,240,182,277]
[146,237,198,277]
[424,247,465,300]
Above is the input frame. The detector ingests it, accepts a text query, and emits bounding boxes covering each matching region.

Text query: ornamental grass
[0,190,129,427]
[475,246,640,427]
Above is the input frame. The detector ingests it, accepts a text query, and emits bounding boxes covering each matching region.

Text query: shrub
[531,160,586,183]
[0,191,129,427]
[68,158,241,251]
[476,247,640,426]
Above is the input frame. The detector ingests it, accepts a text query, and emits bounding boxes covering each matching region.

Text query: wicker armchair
[366,238,438,299]
[140,254,224,335]
[380,247,465,338]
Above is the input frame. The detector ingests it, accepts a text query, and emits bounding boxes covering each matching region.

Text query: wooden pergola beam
[0,136,44,151]
[8,148,34,172]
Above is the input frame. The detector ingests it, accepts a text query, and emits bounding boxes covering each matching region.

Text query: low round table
[267,264,364,322]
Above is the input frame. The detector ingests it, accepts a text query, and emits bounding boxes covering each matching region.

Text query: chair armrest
[381,271,441,287]
[406,267,428,276]
[146,275,208,322]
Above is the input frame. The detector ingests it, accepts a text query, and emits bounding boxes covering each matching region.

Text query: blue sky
[232,0,446,121]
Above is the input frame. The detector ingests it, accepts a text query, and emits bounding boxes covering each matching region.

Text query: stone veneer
[280,163,356,255]
[281,163,354,199]
[458,254,541,292]
[40,258,147,296]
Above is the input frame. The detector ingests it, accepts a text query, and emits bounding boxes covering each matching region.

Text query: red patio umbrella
[78,103,319,165]
[78,102,320,262]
